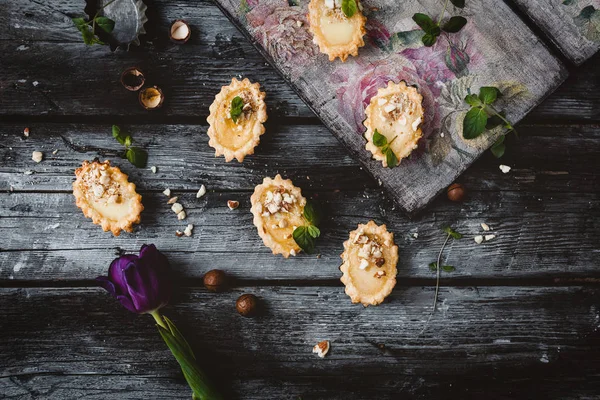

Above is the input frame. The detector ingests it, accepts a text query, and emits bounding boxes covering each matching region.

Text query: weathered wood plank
[1,0,599,121]
[511,0,600,65]
[1,189,598,281]
[1,123,599,193]
[1,286,599,399]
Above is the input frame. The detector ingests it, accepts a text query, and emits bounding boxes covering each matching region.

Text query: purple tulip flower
[97,244,172,314]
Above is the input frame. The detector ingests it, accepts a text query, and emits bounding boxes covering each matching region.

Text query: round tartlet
[250,175,307,258]
[364,81,425,167]
[207,77,268,162]
[340,221,398,306]
[308,0,366,62]
[73,160,143,236]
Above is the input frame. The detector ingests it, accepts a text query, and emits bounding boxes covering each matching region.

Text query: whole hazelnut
[236,293,259,317]
[203,269,228,292]
[170,20,191,44]
[447,183,465,202]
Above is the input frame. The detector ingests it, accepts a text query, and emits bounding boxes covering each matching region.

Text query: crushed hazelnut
[374,270,386,278]
[163,188,171,197]
[375,258,385,267]
[196,185,206,198]
[359,259,369,270]
[175,230,184,237]
[278,219,288,228]
[23,127,30,137]
[32,151,43,163]
[481,223,490,231]
[290,249,297,256]
[171,203,184,214]
[499,164,511,174]
[177,210,187,220]
[227,200,239,210]
[312,340,330,358]
[474,235,484,244]
[184,224,194,237]
[150,166,157,173]
[484,234,496,242]
[167,196,179,205]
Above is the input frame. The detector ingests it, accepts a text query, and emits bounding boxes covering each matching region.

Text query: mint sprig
[293,201,321,254]
[112,125,148,168]
[462,86,516,158]
[372,129,399,168]
[412,0,467,47]
[420,226,462,335]
[341,0,358,18]
[71,0,117,46]
[230,96,244,123]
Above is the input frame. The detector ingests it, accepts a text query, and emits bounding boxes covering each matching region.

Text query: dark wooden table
[1,1,600,399]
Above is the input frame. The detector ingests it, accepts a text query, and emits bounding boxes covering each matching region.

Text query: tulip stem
[150,310,168,329]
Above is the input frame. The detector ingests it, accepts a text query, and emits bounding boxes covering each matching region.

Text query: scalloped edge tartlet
[364,81,424,167]
[73,160,143,236]
[340,221,398,306]
[207,77,267,162]
[250,175,307,258]
[308,0,366,62]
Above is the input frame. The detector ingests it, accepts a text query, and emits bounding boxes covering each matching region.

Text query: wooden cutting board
[213,0,568,213]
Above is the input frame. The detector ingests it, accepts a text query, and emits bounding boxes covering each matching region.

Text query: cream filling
[215,92,256,150]
[319,14,356,46]
[90,197,134,221]
[346,246,392,296]
[372,105,421,161]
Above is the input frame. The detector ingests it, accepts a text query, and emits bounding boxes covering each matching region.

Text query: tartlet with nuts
[340,221,398,306]
[250,175,307,258]
[73,160,143,236]
[308,0,366,62]
[364,81,424,167]
[207,77,267,162]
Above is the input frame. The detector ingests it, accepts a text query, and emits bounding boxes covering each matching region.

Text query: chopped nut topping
[382,92,417,122]
[290,249,297,256]
[32,151,43,163]
[278,219,288,228]
[171,203,184,214]
[374,270,386,278]
[375,257,385,267]
[313,340,330,358]
[77,163,124,205]
[196,185,206,198]
[262,186,296,216]
[227,200,239,210]
[355,233,385,270]
[358,259,369,270]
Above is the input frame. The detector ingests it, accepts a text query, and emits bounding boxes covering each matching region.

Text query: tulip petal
[115,294,138,313]
[96,276,116,295]
[122,248,172,314]
[108,254,139,295]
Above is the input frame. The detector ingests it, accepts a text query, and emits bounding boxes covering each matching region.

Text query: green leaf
[307,225,321,239]
[442,16,467,33]
[112,125,127,145]
[479,86,501,105]
[293,226,316,254]
[412,13,437,34]
[124,135,132,148]
[462,107,488,139]
[126,147,148,168]
[490,136,506,158]
[95,16,115,33]
[442,265,456,272]
[428,262,438,272]
[421,32,438,47]
[372,129,387,147]
[230,96,244,123]
[486,113,505,129]
[579,5,597,19]
[450,0,466,7]
[443,226,463,239]
[303,201,320,227]
[464,94,482,107]
[563,0,574,4]
[385,149,398,168]
[341,0,358,18]
[72,17,88,28]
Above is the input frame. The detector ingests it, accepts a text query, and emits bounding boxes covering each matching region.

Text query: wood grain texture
[1,286,600,399]
[511,0,600,65]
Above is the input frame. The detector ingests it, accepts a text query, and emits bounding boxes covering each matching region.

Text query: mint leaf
[95,16,115,33]
[486,113,506,129]
[464,94,482,107]
[429,262,456,272]
[443,226,463,239]
[112,125,127,145]
[341,0,358,18]
[293,226,316,254]
[490,136,506,158]
[372,129,387,147]
[421,32,438,47]
[479,87,501,105]
[124,135,132,148]
[450,0,465,7]
[463,107,488,139]
[385,149,398,168]
[126,147,148,168]
[303,201,320,226]
[230,96,244,123]
[442,16,467,33]
[412,13,437,33]
[307,225,320,239]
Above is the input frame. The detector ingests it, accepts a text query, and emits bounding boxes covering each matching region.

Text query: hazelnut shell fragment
[120,67,145,91]
[203,269,228,292]
[170,20,191,44]
[447,183,465,202]
[139,86,164,110]
[236,293,259,317]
